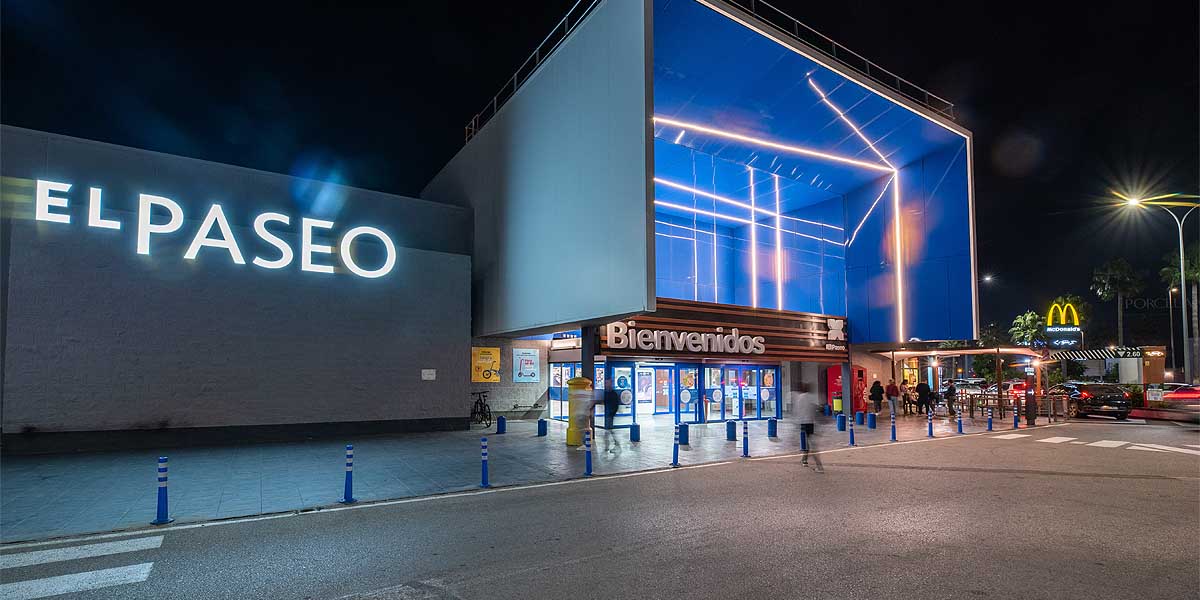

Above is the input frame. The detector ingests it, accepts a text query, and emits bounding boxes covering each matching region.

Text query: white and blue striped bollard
[1014,403,1020,429]
[584,429,593,477]
[987,407,993,431]
[957,409,964,434]
[741,420,750,457]
[927,411,934,438]
[340,444,357,504]
[151,456,173,525]
[480,437,490,488]
[671,424,680,467]
[848,414,856,446]
[890,412,897,442]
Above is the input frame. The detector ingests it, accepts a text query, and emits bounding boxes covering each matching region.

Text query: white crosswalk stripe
[991,434,1030,439]
[0,535,161,599]
[1086,440,1129,448]
[988,435,1198,455]
[1035,437,1077,444]
[0,563,153,599]
[1129,444,1200,456]
[0,536,162,569]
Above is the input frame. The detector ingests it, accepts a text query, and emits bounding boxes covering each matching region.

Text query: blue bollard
[480,437,490,488]
[741,420,750,457]
[823,404,831,416]
[671,425,681,467]
[957,410,964,434]
[630,423,641,442]
[584,430,593,477]
[496,415,506,434]
[800,429,808,451]
[151,456,173,525]
[678,422,690,446]
[836,414,847,431]
[987,407,994,432]
[726,420,737,440]
[867,413,877,430]
[340,444,357,504]
[767,418,778,438]
[890,413,897,442]
[537,418,547,437]
[927,412,934,438]
[848,417,856,446]
[855,411,864,425]
[1014,405,1020,429]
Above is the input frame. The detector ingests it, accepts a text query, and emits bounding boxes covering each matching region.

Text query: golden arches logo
[1046,303,1080,326]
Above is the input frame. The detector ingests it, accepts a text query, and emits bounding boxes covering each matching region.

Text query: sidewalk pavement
[1,411,1010,542]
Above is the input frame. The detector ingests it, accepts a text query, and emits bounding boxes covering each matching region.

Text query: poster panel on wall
[472,347,501,383]
[512,348,540,383]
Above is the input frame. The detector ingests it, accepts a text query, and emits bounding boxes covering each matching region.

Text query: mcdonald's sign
[1046,303,1080,327]
[1045,302,1082,347]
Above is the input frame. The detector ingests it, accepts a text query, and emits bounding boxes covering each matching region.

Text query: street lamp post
[1168,287,1178,371]
[1115,192,1200,383]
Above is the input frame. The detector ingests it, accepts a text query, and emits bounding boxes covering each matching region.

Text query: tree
[1160,243,1200,374]
[977,323,1008,348]
[1009,310,1045,346]
[1090,258,1144,346]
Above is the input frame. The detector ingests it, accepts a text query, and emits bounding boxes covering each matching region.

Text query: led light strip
[806,78,894,169]
[655,177,844,231]
[653,116,894,172]
[846,176,894,247]
[654,201,842,245]
[773,174,784,310]
[748,168,758,309]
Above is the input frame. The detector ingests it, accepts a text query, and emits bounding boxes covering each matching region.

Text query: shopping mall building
[0,0,976,451]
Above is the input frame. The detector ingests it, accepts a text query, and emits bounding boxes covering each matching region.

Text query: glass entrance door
[739,368,759,419]
[724,367,741,420]
[704,367,724,422]
[675,365,701,423]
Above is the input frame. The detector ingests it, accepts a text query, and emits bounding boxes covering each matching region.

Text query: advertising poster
[512,348,540,383]
[471,347,501,383]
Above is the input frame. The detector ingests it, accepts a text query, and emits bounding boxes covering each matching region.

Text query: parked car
[1046,382,1133,420]
[983,381,1027,399]
[1160,386,1200,422]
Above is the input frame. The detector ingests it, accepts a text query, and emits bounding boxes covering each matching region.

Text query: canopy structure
[1049,347,1142,361]
[873,347,1042,360]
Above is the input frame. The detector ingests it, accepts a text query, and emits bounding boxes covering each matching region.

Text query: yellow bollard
[565,376,594,446]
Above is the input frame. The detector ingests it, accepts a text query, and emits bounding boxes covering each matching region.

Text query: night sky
[3,0,1197,348]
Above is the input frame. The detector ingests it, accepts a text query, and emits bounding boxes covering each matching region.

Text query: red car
[1163,385,1200,401]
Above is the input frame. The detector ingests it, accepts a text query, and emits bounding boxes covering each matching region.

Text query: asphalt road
[3,420,1197,600]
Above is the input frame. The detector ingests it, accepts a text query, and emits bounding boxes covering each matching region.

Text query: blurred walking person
[793,385,823,473]
[885,379,901,416]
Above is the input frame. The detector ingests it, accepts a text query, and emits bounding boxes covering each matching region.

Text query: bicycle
[470,391,493,428]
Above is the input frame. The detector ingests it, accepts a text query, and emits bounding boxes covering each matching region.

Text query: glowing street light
[1115,190,1200,383]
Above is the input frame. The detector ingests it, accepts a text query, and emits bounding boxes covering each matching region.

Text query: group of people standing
[868,379,958,416]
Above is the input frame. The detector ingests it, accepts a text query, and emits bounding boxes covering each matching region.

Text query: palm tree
[1091,258,1144,346]
[1160,243,1200,373]
[1009,310,1045,346]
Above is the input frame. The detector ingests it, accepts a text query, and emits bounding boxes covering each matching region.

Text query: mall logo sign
[33,179,397,279]
[606,321,766,355]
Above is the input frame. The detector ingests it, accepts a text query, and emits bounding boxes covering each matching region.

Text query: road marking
[0,536,162,569]
[1036,437,1077,444]
[1131,444,1200,456]
[1070,441,1087,444]
[1128,446,1168,453]
[1087,440,1129,448]
[1186,444,1200,448]
[0,563,153,599]
[991,434,1031,439]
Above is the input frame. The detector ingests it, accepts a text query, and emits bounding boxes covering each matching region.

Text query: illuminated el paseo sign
[33,179,397,279]
[1044,301,1083,348]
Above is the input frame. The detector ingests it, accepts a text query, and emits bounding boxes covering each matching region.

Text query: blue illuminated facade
[650,0,975,344]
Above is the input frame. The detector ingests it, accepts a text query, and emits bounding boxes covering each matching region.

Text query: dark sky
[3,0,1197,347]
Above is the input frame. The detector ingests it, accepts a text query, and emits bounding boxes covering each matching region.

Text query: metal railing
[727,0,955,120]
[464,0,956,143]
[464,0,601,142]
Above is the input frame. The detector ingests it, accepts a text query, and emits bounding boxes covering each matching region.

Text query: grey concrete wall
[422,0,654,338]
[1,126,472,433]
[470,337,551,419]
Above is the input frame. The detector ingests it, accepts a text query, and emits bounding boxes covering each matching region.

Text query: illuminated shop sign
[606,321,766,354]
[34,179,397,279]
[1045,302,1083,348]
